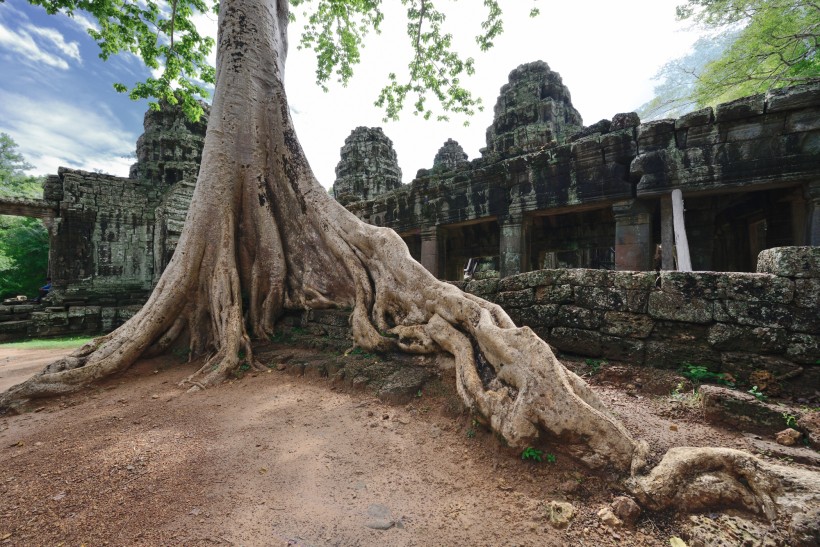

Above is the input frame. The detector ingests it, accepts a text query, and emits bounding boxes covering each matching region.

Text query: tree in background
[0,133,48,300]
[637,30,739,120]
[675,0,819,106]
[1,0,818,527]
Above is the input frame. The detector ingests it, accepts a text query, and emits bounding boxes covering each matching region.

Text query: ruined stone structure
[332,127,402,205]
[484,61,583,155]
[0,103,207,339]
[347,62,820,282]
[0,61,818,385]
[432,139,469,172]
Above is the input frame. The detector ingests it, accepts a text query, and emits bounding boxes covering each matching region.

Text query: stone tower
[129,102,210,280]
[333,127,402,204]
[130,101,209,188]
[432,138,469,172]
[484,61,583,155]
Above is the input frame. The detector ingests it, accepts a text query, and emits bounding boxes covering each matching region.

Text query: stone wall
[455,246,819,396]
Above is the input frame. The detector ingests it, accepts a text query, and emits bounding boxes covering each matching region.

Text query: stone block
[611,271,655,290]
[601,129,637,164]
[555,305,603,330]
[766,81,820,113]
[67,306,102,318]
[785,109,820,133]
[659,271,721,298]
[684,124,722,147]
[602,312,654,338]
[786,333,820,365]
[378,367,432,405]
[626,289,650,313]
[720,352,803,381]
[650,320,710,344]
[497,275,527,292]
[0,320,31,334]
[716,273,794,303]
[757,246,820,278]
[573,286,628,311]
[700,385,790,434]
[648,291,713,323]
[562,269,611,287]
[534,284,573,304]
[715,94,765,122]
[636,120,676,153]
[464,278,499,296]
[519,269,567,288]
[676,107,714,129]
[715,300,795,328]
[643,340,721,369]
[795,279,820,309]
[707,323,787,353]
[31,311,68,327]
[548,327,644,362]
[515,304,559,328]
[493,288,534,308]
[610,112,640,131]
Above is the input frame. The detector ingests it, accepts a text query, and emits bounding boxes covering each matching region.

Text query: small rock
[275,363,286,371]
[545,501,575,529]
[429,425,441,438]
[189,508,202,516]
[364,504,395,530]
[789,506,820,547]
[611,496,641,527]
[151,394,159,399]
[596,507,623,527]
[776,428,802,446]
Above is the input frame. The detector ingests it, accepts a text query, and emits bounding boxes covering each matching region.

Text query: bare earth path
[0,346,773,546]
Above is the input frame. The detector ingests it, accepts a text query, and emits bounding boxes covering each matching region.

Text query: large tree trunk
[1,0,817,528]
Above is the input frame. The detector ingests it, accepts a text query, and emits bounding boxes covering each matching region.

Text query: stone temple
[0,61,818,391]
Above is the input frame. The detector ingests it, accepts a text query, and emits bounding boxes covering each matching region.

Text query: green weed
[679,363,734,386]
[748,385,767,402]
[521,447,543,462]
[782,412,797,429]
[0,336,94,350]
[584,358,606,374]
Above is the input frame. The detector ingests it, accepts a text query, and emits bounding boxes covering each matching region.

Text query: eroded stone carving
[333,127,402,204]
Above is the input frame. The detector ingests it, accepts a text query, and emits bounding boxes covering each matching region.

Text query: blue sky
[0,0,705,188]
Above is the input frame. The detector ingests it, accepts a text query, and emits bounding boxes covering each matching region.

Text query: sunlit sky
[0,0,705,189]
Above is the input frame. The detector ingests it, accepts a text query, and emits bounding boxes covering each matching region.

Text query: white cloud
[26,25,82,63]
[0,24,70,69]
[0,91,138,177]
[64,12,99,33]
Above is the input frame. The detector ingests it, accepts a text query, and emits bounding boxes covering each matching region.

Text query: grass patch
[0,336,94,350]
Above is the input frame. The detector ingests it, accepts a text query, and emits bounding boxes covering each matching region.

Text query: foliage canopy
[21,0,539,122]
[0,134,49,300]
[677,0,820,105]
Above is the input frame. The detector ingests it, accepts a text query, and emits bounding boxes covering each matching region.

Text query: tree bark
[1,0,818,528]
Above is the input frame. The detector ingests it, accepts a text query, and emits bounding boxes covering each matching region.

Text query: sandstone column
[499,215,529,278]
[660,195,675,270]
[613,200,653,271]
[420,226,440,278]
[807,181,820,246]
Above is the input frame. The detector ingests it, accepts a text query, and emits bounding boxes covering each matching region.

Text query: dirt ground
[0,345,810,546]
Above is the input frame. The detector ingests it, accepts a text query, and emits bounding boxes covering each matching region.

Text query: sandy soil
[0,345,804,546]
